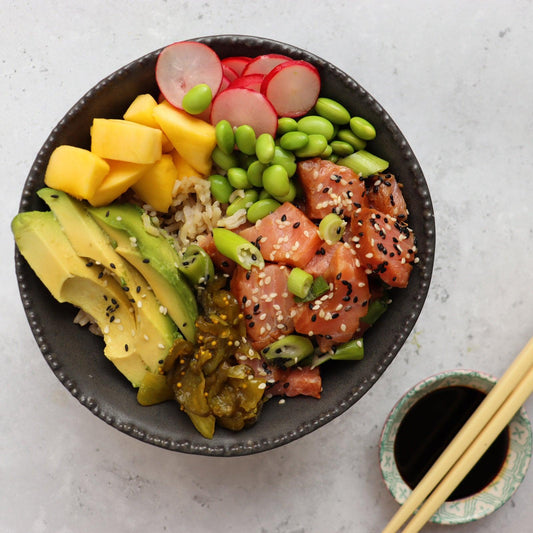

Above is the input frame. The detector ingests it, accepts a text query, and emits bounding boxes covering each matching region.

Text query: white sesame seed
[358,282,366,288]
[365,253,373,258]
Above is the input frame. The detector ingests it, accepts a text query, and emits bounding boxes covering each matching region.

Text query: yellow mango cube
[153,100,216,176]
[170,150,203,181]
[91,118,162,164]
[123,94,173,153]
[87,160,152,206]
[44,145,110,200]
[132,154,178,212]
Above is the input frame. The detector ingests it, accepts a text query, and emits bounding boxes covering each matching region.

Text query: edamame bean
[330,140,355,156]
[247,160,266,188]
[297,115,335,140]
[314,97,351,125]
[182,83,212,115]
[235,125,256,155]
[259,189,274,200]
[277,117,298,136]
[271,146,297,177]
[227,167,251,189]
[320,144,333,158]
[238,152,257,170]
[336,129,367,151]
[226,189,259,216]
[256,133,276,164]
[212,146,239,170]
[272,180,297,203]
[349,116,376,141]
[328,154,340,163]
[262,164,290,198]
[279,131,309,151]
[215,120,235,155]
[246,198,281,223]
[208,174,234,203]
[294,134,328,158]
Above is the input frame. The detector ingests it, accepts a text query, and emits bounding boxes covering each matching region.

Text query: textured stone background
[3,1,533,531]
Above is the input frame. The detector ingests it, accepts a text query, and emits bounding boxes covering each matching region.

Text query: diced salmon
[366,173,408,220]
[238,202,322,269]
[297,158,368,219]
[230,263,295,351]
[350,208,416,288]
[292,242,371,351]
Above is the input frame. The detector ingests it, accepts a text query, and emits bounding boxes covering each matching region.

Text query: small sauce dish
[379,369,532,525]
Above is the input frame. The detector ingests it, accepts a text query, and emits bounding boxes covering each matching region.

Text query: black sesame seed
[143,258,150,263]
[331,312,339,319]
[124,344,129,352]
[110,263,116,269]
[281,214,287,221]
[311,314,317,322]
[293,221,300,229]
[246,271,251,280]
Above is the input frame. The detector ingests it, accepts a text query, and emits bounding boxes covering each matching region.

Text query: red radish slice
[222,63,239,83]
[219,75,231,93]
[155,41,223,109]
[210,87,278,137]
[242,53,290,76]
[261,60,321,117]
[228,73,265,92]
[221,56,252,76]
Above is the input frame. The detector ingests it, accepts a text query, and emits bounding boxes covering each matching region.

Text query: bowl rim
[379,368,533,524]
[14,34,436,456]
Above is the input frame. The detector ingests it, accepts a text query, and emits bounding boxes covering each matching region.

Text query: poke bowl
[13,35,435,456]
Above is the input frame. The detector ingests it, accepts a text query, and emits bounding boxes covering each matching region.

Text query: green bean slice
[287,267,314,299]
[178,244,215,287]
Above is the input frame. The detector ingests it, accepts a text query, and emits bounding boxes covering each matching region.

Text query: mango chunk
[170,150,203,181]
[91,118,162,164]
[44,145,110,200]
[123,94,173,153]
[87,160,152,206]
[132,154,178,212]
[153,100,216,176]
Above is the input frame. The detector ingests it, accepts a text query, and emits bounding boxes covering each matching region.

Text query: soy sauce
[394,386,510,501]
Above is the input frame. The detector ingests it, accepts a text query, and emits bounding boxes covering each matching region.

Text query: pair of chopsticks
[382,336,533,533]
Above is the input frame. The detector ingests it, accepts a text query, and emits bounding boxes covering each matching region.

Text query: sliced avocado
[12,211,148,387]
[89,203,197,341]
[37,188,179,372]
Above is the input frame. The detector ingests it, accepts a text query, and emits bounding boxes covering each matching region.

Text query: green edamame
[336,129,367,151]
[182,84,212,115]
[330,140,355,157]
[215,120,235,155]
[226,189,259,216]
[320,144,333,158]
[246,198,281,223]
[227,167,251,190]
[271,146,297,177]
[258,189,273,200]
[272,180,297,203]
[212,146,239,170]
[279,131,309,151]
[294,134,328,158]
[277,117,298,136]
[208,174,234,203]
[349,116,376,141]
[256,133,276,164]
[247,160,266,188]
[262,164,290,198]
[234,125,256,155]
[297,115,335,140]
[314,97,351,125]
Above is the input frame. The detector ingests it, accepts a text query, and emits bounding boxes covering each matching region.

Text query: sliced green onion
[318,213,346,244]
[261,335,314,367]
[311,338,364,368]
[287,267,313,299]
[212,228,264,270]
[337,150,389,177]
[294,275,329,303]
[360,298,389,325]
[178,244,215,288]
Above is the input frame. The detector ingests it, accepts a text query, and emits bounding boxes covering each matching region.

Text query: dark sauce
[394,385,510,501]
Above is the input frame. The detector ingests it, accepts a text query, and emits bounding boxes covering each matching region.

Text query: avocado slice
[89,203,197,341]
[12,211,148,387]
[37,188,180,373]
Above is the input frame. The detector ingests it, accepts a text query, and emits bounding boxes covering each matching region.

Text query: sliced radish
[242,53,290,76]
[219,75,231,93]
[228,73,265,92]
[222,63,239,83]
[210,87,278,137]
[261,60,321,118]
[221,56,252,76]
[155,41,223,109]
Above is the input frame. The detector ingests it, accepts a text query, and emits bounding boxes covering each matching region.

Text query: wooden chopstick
[382,336,533,533]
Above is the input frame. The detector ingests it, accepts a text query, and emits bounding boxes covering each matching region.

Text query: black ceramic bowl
[15,35,435,456]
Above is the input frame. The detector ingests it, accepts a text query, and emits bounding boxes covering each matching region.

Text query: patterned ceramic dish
[14,35,435,456]
[380,369,532,525]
